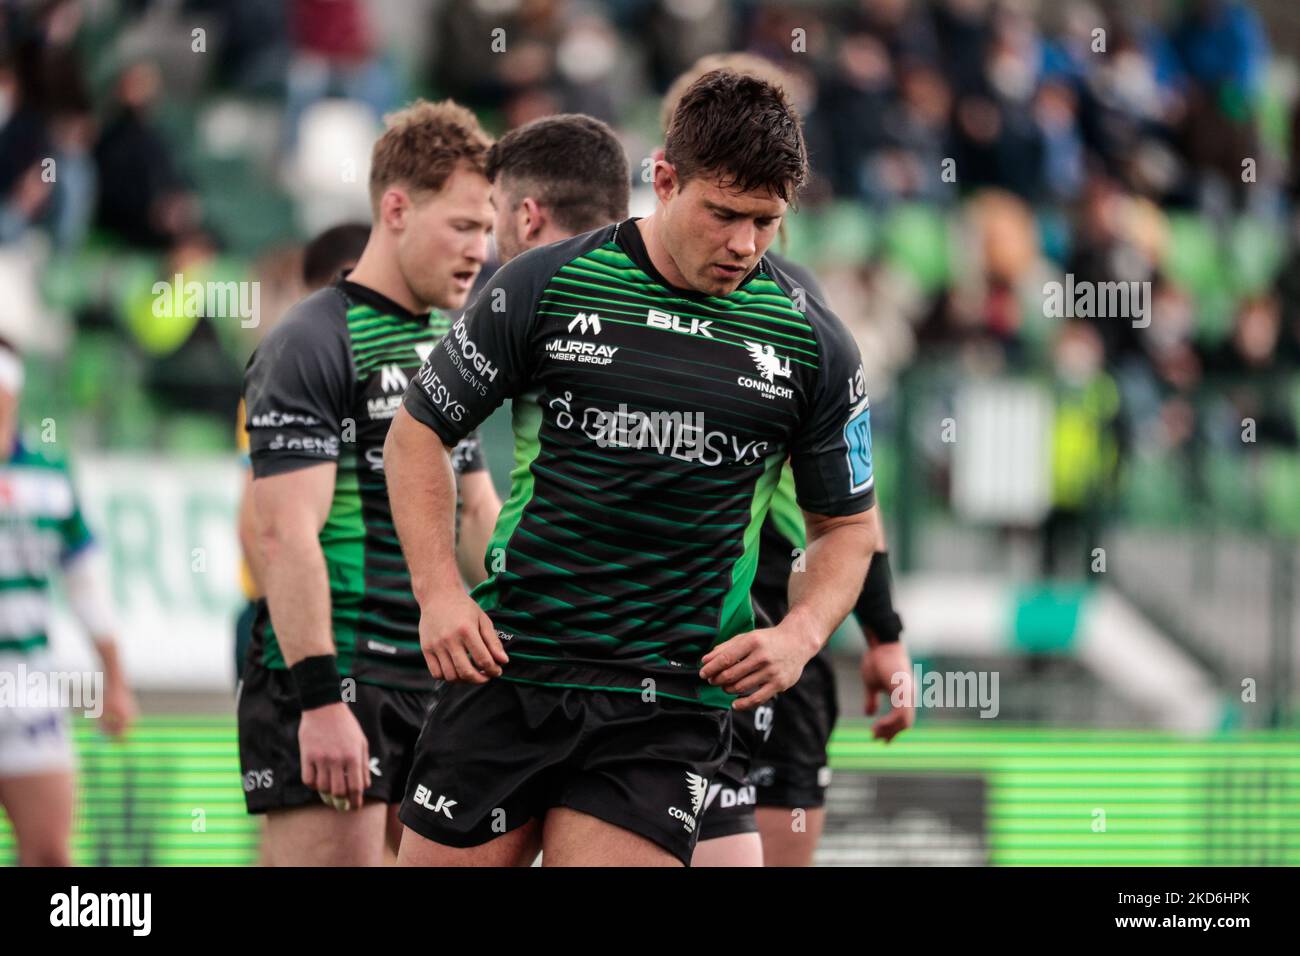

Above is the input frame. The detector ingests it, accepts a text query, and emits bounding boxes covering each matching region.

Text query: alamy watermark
[1043,274,1150,328]
[152,273,261,328]
[0,664,103,717]
[890,665,1000,718]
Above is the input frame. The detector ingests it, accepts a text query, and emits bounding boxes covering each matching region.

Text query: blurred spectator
[0,0,95,248]
[1064,174,1159,367]
[870,62,954,206]
[920,189,1059,367]
[1034,78,1085,204]
[1042,319,1120,577]
[1171,0,1269,214]
[130,230,242,419]
[94,62,200,248]
[1200,295,1298,448]
[283,0,397,150]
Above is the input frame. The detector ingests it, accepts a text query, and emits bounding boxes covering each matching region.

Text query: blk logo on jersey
[646,308,713,338]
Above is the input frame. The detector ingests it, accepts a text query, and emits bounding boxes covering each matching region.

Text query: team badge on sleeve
[844,399,873,494]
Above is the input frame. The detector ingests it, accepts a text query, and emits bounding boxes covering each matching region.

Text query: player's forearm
[385,408,462,604]
[237,472,266,595]
[456,498,497,588]
[785,509,879,651]
[258,521,335,665]
[92,636,125,682]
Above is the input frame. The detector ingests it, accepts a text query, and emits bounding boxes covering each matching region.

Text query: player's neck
[346,241,424,315]
[636,214,694,292]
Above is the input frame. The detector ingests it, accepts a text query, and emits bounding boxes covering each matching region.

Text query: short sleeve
[788,309,875,517]
[59,473,94,563]
[243,290,353,479]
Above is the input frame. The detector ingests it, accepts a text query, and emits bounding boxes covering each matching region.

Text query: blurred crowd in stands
[0,0,1297,533]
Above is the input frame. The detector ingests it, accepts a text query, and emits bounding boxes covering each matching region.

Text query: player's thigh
[692,831,763,867]
[0,770,75,866]
[755,805,825,867]
[398,817,541,867]
[262,802,389,866]
[542,806,681,867]
[384,803,403,862]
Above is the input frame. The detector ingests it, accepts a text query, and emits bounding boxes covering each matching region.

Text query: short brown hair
[369,99,493,211]
[660,53,794,134]
[664,69,808,204]
[486,114,630,234]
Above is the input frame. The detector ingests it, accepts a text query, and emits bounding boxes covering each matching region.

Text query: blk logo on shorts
[412,784,457,819]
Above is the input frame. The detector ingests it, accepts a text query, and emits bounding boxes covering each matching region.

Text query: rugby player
[238,100,499,866]
[0,337,137,866]
[235,222,371,684]
[386,69,879,867]
[657,55,916,868]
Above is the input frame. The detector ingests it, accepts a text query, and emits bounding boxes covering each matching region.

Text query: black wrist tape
[855,551,903,643]
[289,655,344,710]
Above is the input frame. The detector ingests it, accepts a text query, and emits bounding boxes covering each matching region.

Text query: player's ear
[379,187,410,233]
[652,160,679,204]
[520,196,545,242]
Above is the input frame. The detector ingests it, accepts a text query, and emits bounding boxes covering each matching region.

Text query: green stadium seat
[880,203,950,293]
[1163,213,1233,340]
[1228,216,1285,297]
[1262,450,1300,535]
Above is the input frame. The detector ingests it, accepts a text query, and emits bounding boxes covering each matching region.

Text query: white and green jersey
[0,439,94,655]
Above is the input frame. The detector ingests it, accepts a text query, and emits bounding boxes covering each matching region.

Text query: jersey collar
[615,217,765,302]
[337,277,432,324]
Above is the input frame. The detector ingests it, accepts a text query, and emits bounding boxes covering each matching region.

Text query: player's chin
[437,287,472,312]
[428,271,478,311]
[701,277,740,297]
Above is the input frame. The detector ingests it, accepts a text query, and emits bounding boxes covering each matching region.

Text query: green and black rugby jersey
[403,218,875,709]
[0,439,95,656]
[243,279,485,690]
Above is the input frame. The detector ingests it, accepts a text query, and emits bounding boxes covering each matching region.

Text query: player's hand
[700,616,819,711]
[98,675,138,738]
[298,702,371,811]
[417,587,507,683]
[862,640,915,743]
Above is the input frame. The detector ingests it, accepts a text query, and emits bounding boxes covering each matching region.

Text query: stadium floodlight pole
[386,69,881,868]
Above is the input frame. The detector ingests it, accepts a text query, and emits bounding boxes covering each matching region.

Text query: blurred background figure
[0,336,136,866]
